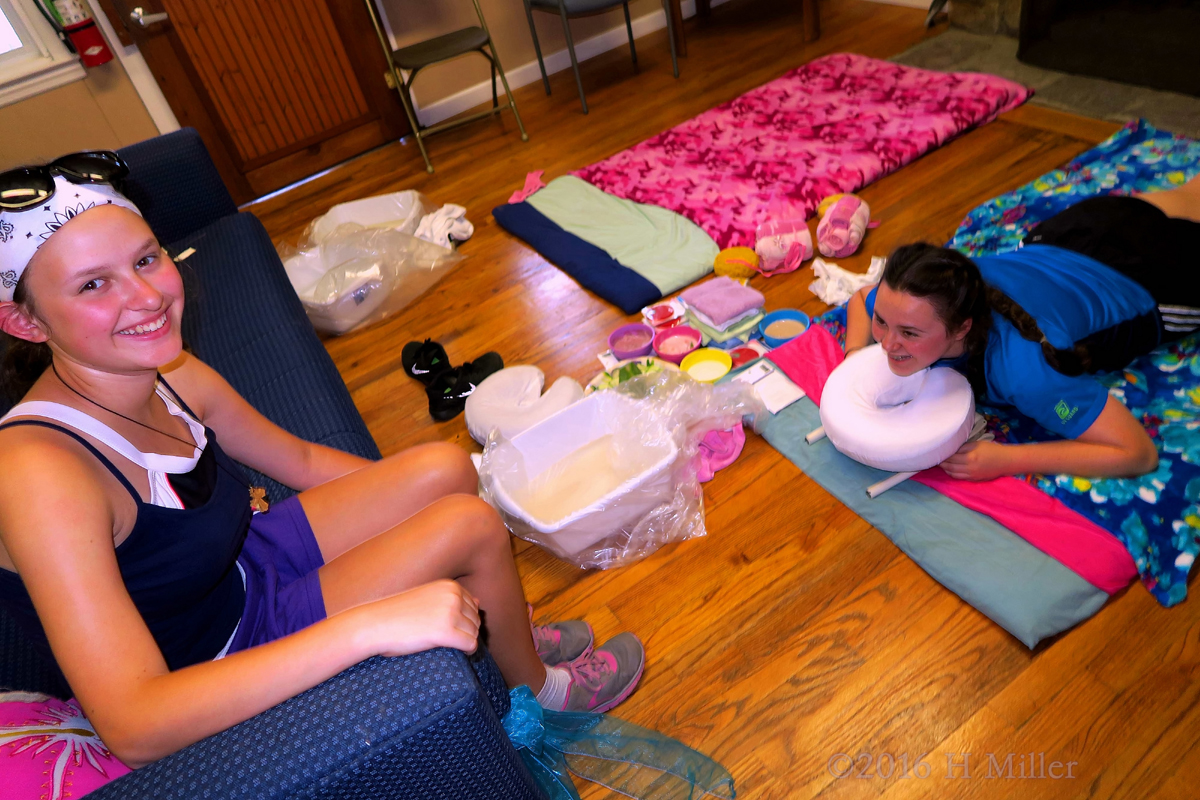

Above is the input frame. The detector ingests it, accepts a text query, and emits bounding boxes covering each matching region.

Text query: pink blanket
[574,53,1031,249]
[767,327,1136,594]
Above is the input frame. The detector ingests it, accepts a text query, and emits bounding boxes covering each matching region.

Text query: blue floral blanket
[948,120,1200,606]
[948,119,1200,257]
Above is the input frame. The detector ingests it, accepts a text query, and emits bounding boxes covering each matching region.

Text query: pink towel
[765,324,844,406]
[697,426,746,482]
[912,468,1137,594]
[768,326,1134,594]
[679,277,765,327]
[509,170,546,203]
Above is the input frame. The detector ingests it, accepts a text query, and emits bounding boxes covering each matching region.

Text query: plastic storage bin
[485,392,678,557]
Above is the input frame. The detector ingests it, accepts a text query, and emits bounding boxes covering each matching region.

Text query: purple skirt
[226,495,327,654]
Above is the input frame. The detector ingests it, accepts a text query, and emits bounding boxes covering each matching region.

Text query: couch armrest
[118,129,238,246]
[89,648,543,800]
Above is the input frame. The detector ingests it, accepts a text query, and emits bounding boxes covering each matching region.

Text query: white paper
[597,351,621,371]
[733,360,774,385]
[754,370,805,414]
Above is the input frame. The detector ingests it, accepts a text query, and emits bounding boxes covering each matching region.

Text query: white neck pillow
[819,344,975,472]
[465,366,584,445]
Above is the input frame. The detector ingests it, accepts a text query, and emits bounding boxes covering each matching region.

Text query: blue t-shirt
[864,245,1156,439]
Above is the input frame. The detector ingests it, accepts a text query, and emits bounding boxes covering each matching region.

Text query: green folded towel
[686,309,763,344]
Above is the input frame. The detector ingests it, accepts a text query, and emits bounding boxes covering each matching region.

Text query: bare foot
[1135,173,1200,223]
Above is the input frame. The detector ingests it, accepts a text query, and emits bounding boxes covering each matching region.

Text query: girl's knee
[436,494,508,550]
[403,442,477,494]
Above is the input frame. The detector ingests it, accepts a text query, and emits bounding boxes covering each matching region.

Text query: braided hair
[882,243,1094,395]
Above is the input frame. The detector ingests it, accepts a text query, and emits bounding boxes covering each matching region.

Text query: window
[0,7,23,55]
[0,0,85,108]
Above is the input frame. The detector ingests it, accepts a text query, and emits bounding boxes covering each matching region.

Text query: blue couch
[0,129,543,800]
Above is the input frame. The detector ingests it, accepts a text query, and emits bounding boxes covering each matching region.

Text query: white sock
[535,664,571,711]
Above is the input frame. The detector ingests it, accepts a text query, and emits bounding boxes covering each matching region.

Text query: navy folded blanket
[493,202,661,315]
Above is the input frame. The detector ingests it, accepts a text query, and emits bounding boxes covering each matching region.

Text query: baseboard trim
[862,0,941,8]
[411,0,732,128]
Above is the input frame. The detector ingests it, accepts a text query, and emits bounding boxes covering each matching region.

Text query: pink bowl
[653,325,701,365]
[608,323,655,360]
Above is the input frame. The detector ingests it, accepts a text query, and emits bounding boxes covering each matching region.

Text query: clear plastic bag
[279,192,465,335]
[478,370,768,569]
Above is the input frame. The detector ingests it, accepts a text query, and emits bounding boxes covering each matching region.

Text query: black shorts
[1024,195,1200,347]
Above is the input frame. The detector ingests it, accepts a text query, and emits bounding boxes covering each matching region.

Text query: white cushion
[819,344,975,472]
[465,366,584,445]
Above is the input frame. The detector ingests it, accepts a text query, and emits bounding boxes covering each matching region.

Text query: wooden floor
[248,1,1200,796]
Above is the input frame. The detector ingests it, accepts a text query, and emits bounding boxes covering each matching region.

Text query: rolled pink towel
[696,426,746,482]
[755,217,812,275]
[817,194,871,258]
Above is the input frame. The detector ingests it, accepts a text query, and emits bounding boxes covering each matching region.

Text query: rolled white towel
[416,203,474,248]
[809,256,885,306]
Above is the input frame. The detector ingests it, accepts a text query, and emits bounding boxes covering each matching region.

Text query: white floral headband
[0,174,142,302]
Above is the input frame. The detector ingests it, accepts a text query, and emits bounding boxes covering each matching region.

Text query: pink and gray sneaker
[529,605,593,666]
[560,633,645,713]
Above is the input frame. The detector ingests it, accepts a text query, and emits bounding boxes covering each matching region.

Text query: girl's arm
[844,284,877,355]
[0,435,479,768]
[160,354,369,491]
[941,396,1158,480]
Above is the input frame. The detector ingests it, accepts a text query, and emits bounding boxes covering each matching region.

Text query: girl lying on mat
[0,153,642,768]
[844,175,1200,481]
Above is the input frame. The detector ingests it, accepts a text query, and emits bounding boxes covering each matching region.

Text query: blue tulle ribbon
[502,686,736,800]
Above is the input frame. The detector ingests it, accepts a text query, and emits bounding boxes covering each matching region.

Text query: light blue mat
[761,396,1109,648]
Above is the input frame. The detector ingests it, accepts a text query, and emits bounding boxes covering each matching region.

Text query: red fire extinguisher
[47,0,114,67]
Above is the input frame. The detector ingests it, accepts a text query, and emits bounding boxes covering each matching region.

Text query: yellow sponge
[817,193,847,217]
[714,247,759,279]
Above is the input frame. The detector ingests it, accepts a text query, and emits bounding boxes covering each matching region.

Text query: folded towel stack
[679,277,765,346]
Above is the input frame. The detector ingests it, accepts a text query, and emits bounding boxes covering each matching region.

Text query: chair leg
[359,0,433,170]
[488,47,529,142]
[397,76,434,173]
[491,61,498,108]
[524,0,551,95]
[557,3,587,114]
[624,3,637,67]
[661,0,679,78]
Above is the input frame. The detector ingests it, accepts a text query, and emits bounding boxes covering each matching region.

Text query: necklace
[50,362,270,513]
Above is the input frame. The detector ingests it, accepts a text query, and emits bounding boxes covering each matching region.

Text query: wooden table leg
[668,0,687,57]
[802,0,821,41]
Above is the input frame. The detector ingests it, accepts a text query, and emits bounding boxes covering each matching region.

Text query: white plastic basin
[487,391,678,557]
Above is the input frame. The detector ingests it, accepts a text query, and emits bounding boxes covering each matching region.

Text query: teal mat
[761,397,1109,648]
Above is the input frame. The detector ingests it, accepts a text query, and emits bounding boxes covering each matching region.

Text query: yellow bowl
[681,348,733,383]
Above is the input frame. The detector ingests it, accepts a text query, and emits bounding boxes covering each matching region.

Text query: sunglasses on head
[0,151,129,211]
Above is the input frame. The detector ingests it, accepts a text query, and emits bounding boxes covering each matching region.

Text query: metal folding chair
[362,0,528,173]
[523,0,679,115]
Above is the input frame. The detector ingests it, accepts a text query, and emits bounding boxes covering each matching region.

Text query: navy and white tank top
[0,379,252,671]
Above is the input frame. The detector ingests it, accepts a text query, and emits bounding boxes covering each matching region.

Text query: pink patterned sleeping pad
[573,53,1032,249]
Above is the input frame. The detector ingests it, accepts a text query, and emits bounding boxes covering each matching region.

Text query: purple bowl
[608,323,655,360]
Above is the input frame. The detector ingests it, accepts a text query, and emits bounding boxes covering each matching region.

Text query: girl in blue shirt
[845,177,1200,481]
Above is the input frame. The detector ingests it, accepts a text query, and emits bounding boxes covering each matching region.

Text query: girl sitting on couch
[0,153,643,768]
[843,175,1199,481]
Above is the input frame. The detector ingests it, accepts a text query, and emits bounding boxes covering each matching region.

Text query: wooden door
[96,0,409,203]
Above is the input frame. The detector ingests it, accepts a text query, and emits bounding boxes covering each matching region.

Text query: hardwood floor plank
[1001,103,1124,143]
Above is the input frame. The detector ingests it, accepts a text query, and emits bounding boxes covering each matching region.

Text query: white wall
[379,0,730,127]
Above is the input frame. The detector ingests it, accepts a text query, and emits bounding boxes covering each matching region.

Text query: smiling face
[11,204,183,374]
[871,282,971,376]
